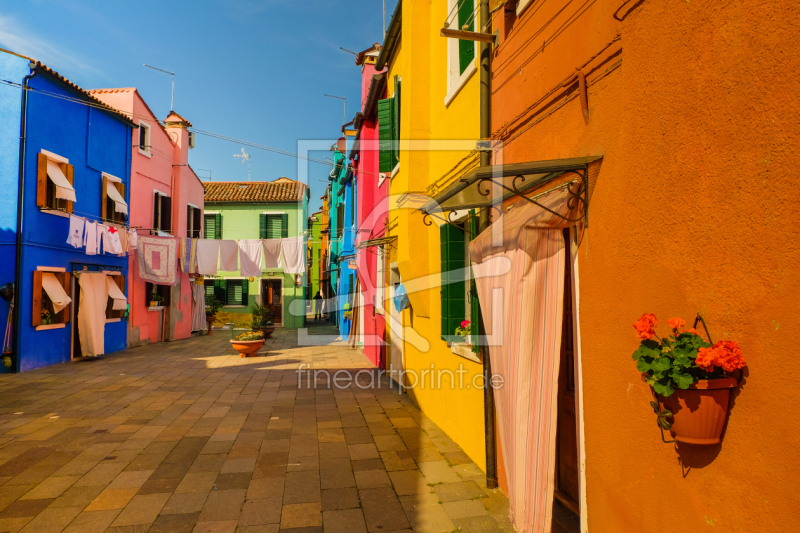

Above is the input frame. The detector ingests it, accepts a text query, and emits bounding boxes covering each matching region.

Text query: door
[262,279,282,325]
[555,228,579,514]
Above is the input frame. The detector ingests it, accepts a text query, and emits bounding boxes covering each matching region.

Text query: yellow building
[377,0,488,470]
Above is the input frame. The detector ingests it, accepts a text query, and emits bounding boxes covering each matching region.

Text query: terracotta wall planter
[657,377,738,445]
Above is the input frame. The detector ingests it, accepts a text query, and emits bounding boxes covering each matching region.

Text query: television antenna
[324,94,346,127]
[234,148,252,181]
[143,64,175,111]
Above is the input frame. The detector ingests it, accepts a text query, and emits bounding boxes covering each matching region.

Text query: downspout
[478,0,498,490]
[12,63,39,373]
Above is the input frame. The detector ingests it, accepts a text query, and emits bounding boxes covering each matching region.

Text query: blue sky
[0,0,398,212]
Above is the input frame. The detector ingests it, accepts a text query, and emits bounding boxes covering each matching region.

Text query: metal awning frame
[420,156,600,229]
[355,235,398,250]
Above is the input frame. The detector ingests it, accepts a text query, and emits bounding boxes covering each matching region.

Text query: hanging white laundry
[106,275,127,311]
[196,239,220,275]
[84,221,98,255]
[129,229,138,250]
[41,272,71,313]
[262,239,282,269]
[118,228,129,255]
[78,272,108,357]
[219,240,239,272]
[103,227,123,255]
[238,239,263,277]
[280,237,305,274]
[97,225,109,254]
[66,215,84,248]
[106,181,128,215]
[46,160,76,203]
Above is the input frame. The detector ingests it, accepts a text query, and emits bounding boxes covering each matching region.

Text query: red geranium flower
[633,314,658,340]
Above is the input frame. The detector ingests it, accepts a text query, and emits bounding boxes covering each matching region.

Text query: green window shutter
[265,215,283,239]
[241,279,249,306]
[214,213,223,239]
[378,98,394,173]
[468,210,481,353]
[205,281,214,298]
[259,214,267,239]
[204,214,215,239]
[458,0,475,75]
[392,77,401,168]
[440,223,466,341]
[227,280,242,306]
[214,279,227,303]
[281,213,289,238]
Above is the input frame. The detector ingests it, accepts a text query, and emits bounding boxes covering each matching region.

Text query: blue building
[328,144,357,338]
[0,50,135,372]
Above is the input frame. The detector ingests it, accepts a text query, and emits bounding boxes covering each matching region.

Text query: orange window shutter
[65,165,75,214]
[101,175,108,222]
[36,153,48,207]
[32,271,43,327]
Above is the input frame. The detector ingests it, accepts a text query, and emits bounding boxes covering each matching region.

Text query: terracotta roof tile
[204,179,308,203]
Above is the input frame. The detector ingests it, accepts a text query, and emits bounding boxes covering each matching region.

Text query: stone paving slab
[0,325,512,532]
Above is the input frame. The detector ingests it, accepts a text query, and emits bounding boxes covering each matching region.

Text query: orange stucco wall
[493,0,800,531]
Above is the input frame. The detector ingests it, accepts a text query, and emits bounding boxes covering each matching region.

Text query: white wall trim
[570,226,589,530]
[35,324,65,331]
[102,172,122,183]
[261,211,287,214]
[138,120,152,158]
[36,266,66,272]
[188,202,199,209]
[40,149,68,164]
[445,0,478,107]
[204,211,219,215]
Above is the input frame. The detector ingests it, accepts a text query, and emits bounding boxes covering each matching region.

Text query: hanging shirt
[66,215,84,248]
[84,222,98,256]
[129,229,138,250]
[280,237,305,274]
[103,226,123,255]
[219,240,239,272]
[196,240,220,276]
[238,239,263,278]
[262,239,282,269]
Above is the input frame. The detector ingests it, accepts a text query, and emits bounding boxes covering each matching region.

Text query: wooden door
[72,275,82,358]
[555,229,579,513]
[262,280,282,325]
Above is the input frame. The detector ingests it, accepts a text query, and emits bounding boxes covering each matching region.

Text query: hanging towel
[281,237,305,274]
[262,239,282,269]
[118,228,129,255]
[129,229,138,250]
[103,226,123,255]
[106,275,127,310]
[84,221,98,255]
[219,240,239,272]
[196,239,220,275]
[137,235,178,285]
[46,160,77,202]
[238,239,263,277]
[179,238,187,272]
[78,272,108,357]
[188,239,197,274]
[66,215,84,248]
[191,282,207,332]
[41,272,71,313]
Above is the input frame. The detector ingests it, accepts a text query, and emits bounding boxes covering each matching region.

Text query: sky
[0,0,399,212]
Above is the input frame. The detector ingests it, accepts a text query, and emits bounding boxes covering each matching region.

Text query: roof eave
[375,0,402,70]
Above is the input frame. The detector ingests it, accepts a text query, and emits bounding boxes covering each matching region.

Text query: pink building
[352,44,389,368]
[89,89,204,345]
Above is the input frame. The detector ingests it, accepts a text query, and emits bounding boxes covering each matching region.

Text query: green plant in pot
[632,314,746,445]
[249,303,275,338]
[205,296,223,318]
[149,292,164,307]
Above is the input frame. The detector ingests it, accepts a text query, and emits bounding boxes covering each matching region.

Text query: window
[145,282,171,308]
[225,279,248,306]
[153,191,172,233]
[440,210,480,346]
[187,204,201,238]
[36,151,75,213]
[138,121,151,157]
[376,245,385,313]
[336,204,344,238]
[31,269,71,329]
[378,76,401,176]
[260,213,288,239]
[102,173,127,225]
[204,213,222,239]
[445,0,477,105]
[105,274,127,320]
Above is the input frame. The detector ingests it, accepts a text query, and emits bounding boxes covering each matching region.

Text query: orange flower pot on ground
[657,377,738,445]
[230,339,265,358]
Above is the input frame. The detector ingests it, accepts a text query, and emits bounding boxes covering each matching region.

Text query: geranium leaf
[653,380,674,397]
[636,359,651,372]
[633,342,660,361]
[650,358,670,373]
[675,373,694,389]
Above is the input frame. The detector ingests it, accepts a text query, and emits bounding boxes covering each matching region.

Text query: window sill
[224,305,246,308]
[138,148,152,158]
[147,306,165,312]
[39,209,70,219]
[105,318,121,323]
[445,61,477,107]
[35,324,65,331]
[451,342,481,364]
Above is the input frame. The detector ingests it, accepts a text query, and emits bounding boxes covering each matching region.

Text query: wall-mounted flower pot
[657,377,738,445]
[230,339,265,358]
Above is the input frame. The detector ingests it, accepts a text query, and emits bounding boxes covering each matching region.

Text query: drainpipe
[11,63,39,373]
[478,0,498,490]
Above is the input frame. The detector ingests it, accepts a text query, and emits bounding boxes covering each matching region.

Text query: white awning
[46,161,76,203]
[41,272,71,313]
[106,275,127,310]
[106,181,128,215]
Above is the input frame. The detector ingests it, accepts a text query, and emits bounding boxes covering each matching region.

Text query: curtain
[78,272,109,357]
[469,184,578,533]
[191,282,207,332]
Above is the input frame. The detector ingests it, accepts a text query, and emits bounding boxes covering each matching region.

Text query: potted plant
[343,310,353,321]
[230,328,265,358]
[249,303,276,339]
[205,296,223,335]
[41,309,53,326]
[632,314,746,445]
[149,292,164,308]
[454,320,471,345]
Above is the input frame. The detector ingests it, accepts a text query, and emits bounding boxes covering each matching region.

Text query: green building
[307,211,323,301]
[203,178,309,329]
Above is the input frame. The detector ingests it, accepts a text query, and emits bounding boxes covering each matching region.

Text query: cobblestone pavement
[0,325,513,533]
